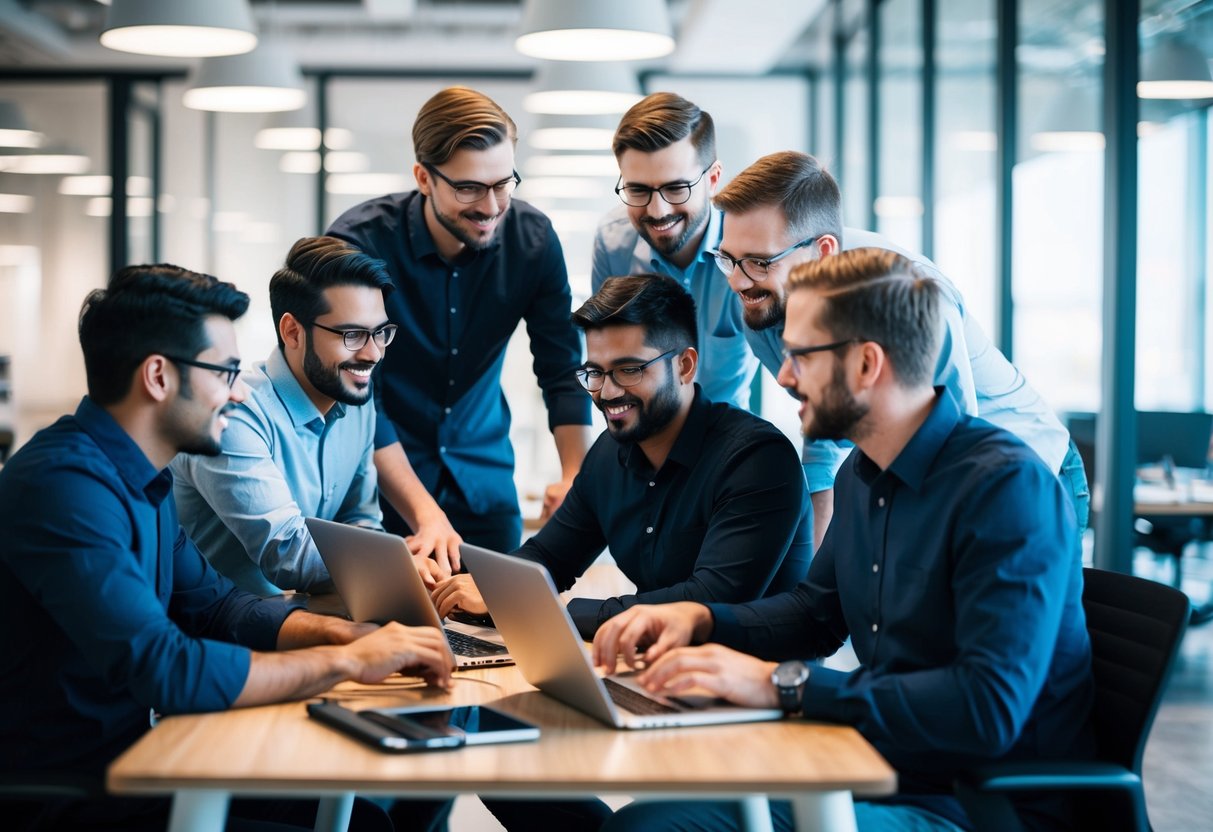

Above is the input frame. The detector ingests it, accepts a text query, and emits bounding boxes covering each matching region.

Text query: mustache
[641,214,680,226]
[597,394,642,410]
[339,361,377,372]
[463,211,498,222]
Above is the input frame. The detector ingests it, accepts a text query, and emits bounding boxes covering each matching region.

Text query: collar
[636,206,724,274]
[854,387,959,490]
[265,348,345,431]
[405,190,505,264]
[74,396,172,505]
[617,384,710,474]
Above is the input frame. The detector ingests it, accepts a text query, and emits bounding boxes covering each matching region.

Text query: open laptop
[461,543,782,730]
[305,518,513,668]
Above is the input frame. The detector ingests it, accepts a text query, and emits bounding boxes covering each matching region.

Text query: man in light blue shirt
[592,92,757,410]
[173,236,460,596]
[709,151,1089,547]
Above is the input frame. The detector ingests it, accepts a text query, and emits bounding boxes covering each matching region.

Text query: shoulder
[327,191,414,242]
[705,402,799,460]
[0,421,128,524]
[939,417,1059,496]
[594,204,638,249]
[501,198,561,256]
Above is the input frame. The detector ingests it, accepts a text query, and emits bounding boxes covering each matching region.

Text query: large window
[876,0,924,251]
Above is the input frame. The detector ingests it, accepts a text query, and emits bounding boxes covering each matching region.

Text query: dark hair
[787,248,941,386]
[571,273,697,353]
[412,86,517,166]
[713,150,843,242]
[612,92,716,167]
[78,264,249,405]
[269,236,394,348]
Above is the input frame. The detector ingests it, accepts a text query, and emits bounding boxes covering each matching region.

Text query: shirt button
[450,307,457,314]
[872,564,879,573]
[451,348,459,355]
[877,497,886,508]
[452,271,459,278]
[444,407,452,414]
[871,623,879,633]
[449,379,455,386]
[649,481,656,487]
[645,526,654,534]
[439,446,447,454]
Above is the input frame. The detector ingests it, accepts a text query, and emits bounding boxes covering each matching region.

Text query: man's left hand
[637,644,780,710]
[405,512,463,574]
[540,476,575,522]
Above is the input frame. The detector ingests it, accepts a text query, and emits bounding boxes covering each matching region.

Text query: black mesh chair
[955,567,1190,831]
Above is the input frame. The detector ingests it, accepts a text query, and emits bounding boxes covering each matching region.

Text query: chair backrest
[1082,567,1189,773]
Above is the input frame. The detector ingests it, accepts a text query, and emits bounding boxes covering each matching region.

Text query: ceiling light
[524,154,619,177]
[0,147,91,174]
[873,196,925,219]
[100,0,257,58]
[1030,82,1104,154]
[0,102,44,149]
[84,197,155,218]
[0,194,34,214]
[184,43,307,113]
[515,0,674,62]
[58,175,152,196]
[255,108,354,150]
[524,62,642,115]
[528,114,616,151]
[1139,35,1213,100]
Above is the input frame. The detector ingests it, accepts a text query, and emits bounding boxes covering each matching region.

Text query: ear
[413,162,432,197]
[279,313,306,351]
[706,160,724,195]
[677,346,698,385]
[816,234,840,257]
[852,340,886,393]
[139,354,174,403]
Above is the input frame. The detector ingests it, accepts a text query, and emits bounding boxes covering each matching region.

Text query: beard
[430,194,502,252]
[740,287,786,332]
[599,375,682,444]
[636,196,710,259]
[804,362,868,442]
[303,333,375,406]
[170,383,228,456]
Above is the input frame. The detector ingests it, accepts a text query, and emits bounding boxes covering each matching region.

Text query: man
[710,151,1089,548]
[593,249,1094,832]
[592,92,757,409]
[328,86,592,552]
[0,265,453,831]
[432,274,811,639]
[173,236,457,595]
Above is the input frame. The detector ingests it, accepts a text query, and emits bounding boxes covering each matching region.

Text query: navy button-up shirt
[0,398,300,776]
[328,191,592,515]
[710,389,1093,829]
[518,386,812,638]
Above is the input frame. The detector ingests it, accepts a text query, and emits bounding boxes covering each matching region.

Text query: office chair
[954,568,1190,831]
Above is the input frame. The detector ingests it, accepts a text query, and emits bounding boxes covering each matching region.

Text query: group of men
[0,85,1093,832]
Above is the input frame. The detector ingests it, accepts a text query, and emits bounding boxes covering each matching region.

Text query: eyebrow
[317,320,393,330]
[584,356,652,368]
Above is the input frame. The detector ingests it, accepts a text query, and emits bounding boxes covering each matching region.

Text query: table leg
[314,793,355,832]
[790,791,857,832]
[167,789,230,832]
[739,795,775,832]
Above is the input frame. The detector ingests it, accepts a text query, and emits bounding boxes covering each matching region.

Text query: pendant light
[100,0,257,58]
[515,0,674,62]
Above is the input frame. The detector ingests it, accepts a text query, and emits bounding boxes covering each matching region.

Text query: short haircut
[713,150,843,242]
[571,273,698,354]
[612,92,716,167]
[78,264,249,405]
[786,248,941,387]
[412,86,517,166]
[269,236,394,349]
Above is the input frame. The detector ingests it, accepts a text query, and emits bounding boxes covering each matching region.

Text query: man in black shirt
[433,274,812,638]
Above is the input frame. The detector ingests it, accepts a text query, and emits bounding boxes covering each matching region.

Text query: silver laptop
[460,543,782,730]
[305,518,513,668]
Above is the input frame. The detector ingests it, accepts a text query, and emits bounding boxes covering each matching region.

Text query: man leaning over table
[0,264,453,832]
[432,273,812,639]
[593,249,1094,832]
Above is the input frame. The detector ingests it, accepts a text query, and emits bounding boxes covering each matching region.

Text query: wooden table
[107,662,896,832]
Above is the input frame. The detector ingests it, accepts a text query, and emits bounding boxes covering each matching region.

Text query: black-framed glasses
[164,355,241,388]
[614,163,715,207]
[709,236,819,282]
[574,349,678,392]
[311,321,398,351]
[422,162,521,204]
[781,339,861,378]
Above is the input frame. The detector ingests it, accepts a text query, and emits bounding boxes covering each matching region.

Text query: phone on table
[373,705,541,745]
[307,701,539,752]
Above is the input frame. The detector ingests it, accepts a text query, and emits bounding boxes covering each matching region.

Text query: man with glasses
[710,151,1088,549]
[328,87,591,555]
[432,274,811,638]
[173,236,457,596]
[592,93,758,410]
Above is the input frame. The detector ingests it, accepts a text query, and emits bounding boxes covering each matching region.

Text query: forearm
[374,442,444,530]
[809,489,834,552]
[276,609,374,650]
[552,424,591,480]
[234,646,355,707]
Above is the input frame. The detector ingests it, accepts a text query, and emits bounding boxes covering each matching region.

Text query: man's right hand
[591,602,714,673]
[431,573,488,619]
[341,621,454,690]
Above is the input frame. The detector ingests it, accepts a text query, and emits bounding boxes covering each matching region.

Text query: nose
[726,262,752,292]
[646,192,673,216]
[600,372,627,398]
[354,337,383,364]
[473,188,501,214]
[229,373,249,404]
[776,356,797,390]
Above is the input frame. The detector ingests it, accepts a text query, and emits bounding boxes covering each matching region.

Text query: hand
[539,476,575,523]
[405,511,463,574]
[412,553,449,589]
[638,644,779,710]
[341,621,455,689]
[591,602,712,673]
[431,573,487,619]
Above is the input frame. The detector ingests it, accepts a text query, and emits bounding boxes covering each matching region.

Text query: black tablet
[369,705,540,745]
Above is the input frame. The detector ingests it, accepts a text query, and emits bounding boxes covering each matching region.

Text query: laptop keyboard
[603,677,681,715]
[445,628,509,658]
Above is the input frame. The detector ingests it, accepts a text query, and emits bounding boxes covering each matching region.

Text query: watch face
[773,661,809,687]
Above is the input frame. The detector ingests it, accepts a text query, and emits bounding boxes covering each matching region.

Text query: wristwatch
[771,660,810,716]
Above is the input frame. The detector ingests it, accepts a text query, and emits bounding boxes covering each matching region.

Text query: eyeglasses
[422,162,521,204]
[614,164,714,207]
[164,355,241,388]
[311,321,398,351]
[709,236,819,282]
[781,339,860,378]
[574,349,678,392]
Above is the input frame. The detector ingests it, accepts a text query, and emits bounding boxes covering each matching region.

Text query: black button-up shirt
[516,387,812,638]
[328,191,591,514]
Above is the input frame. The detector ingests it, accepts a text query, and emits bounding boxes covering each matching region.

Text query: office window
[876,0,923,252]
[842,24,871,227]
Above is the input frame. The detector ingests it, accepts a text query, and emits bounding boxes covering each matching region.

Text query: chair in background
[955,567,1190,831]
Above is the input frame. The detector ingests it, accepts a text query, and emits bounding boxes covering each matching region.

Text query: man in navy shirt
[328,86,592,554]
[593,249,1094,831]
[0,265,453,831]
[431,275,811,638]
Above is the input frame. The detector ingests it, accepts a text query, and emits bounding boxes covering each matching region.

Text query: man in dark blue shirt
[592,249,1094,832]
[328,86,592,556]
[0,265,454,831]
[431,275,811,638]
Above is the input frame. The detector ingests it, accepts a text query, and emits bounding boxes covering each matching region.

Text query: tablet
[307,701,465,753]
[369,705,540,745]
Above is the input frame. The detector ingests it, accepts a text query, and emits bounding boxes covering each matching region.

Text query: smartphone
[307,701,465,753]
[369,705,540,746]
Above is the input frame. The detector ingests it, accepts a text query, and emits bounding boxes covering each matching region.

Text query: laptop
[460,543,782,730]
[305,518,513,668]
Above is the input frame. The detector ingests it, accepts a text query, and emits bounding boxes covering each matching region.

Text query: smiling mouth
[465,213,499,231]
[342,364,375,382]
[643,215,682,234]
[738,288,770,306]
[601,400,638,422]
